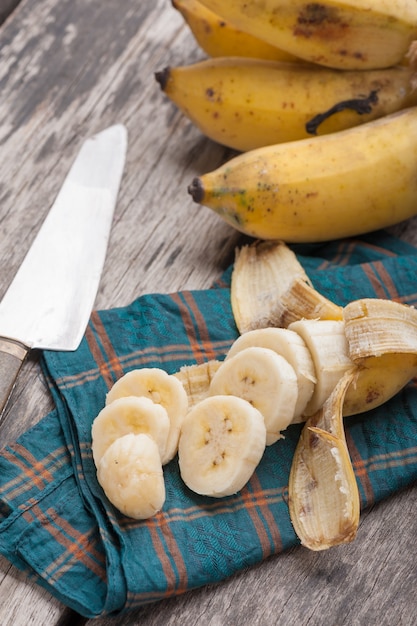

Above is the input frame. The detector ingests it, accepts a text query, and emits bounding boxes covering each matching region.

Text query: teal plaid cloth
[1,231,417,618]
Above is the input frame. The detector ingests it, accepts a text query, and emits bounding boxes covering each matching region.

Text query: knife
[0,124,127,418]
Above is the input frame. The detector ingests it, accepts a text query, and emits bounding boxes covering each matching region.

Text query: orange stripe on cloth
[85,311,125,389]
[1,444,58,493]
[22,504,107,582]
[171,292,218,363]
[242,473,283,557]
[362,261,399,300]
[345,430,375,506]
[124,512,188,608]
[316,240,358,270]
[119,486,287,527]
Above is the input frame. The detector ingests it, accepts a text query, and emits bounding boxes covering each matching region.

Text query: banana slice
[225,327,316,420]
[97,433,166,520]
[105,367,189,464]
[209,346,298,444]
[288,319,354,417]
[91,395,170,467]
[178,395,266,497]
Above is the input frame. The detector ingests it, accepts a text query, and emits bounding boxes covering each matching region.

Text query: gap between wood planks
[0,0,22,25]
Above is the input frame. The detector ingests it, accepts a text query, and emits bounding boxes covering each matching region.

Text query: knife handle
[0,339,28,420]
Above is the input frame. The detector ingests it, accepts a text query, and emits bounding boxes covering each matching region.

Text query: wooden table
[0,1,416,624]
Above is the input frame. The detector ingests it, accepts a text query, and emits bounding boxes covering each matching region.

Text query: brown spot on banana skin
[366,388,381,404]
[309,430,320,448]
[306,90,379,135]
[206,87,222,104]
[294,3,348,40]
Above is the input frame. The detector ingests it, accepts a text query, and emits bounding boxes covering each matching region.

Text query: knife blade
[0,124,127,417]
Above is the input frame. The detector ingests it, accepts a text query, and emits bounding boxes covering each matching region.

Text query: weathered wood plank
[0,555,69,625]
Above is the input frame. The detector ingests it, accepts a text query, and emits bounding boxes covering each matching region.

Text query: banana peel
[288,370,360,551]
[231,240,342,333]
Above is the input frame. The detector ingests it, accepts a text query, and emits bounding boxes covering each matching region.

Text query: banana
[225,328,316,420]
[91,395,170,467]
[178,394,266,496]
[197,0,417,70]
[288,319,354,417]
[208,346,299,444]
[97,433,166,520]
[188,106,417,243]
[172,0,301,62]
[156,57,417,152]
[231,240,343,333]
[105,367,189,464]
[288,370,360,550]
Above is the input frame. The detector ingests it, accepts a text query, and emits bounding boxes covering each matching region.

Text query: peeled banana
[156,57,417,151]
[89,241,417,535]
[172,0,301,62]
[197,0,417,69]
[174,296,417,428]
[229,240,417,418]
[188,106,417,243]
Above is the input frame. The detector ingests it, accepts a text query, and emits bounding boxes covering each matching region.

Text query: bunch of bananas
[155,0,417,242]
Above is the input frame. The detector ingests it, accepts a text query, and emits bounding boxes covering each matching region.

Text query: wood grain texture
[0,0,416,624]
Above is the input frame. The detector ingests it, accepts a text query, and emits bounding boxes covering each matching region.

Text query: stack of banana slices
[90,240,417,552]
[155,0,417,243]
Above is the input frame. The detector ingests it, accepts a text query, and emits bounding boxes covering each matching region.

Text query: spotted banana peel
[196,0,417,70]
[156,56,417,152]
[288,369,361,551]
[171,0,302,62]
[188,105,417,243]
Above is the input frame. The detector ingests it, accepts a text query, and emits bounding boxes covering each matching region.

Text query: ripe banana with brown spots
[155,56,417,152]
[172,0,302,62]
[197,0,417,70]
[188,106,417,242]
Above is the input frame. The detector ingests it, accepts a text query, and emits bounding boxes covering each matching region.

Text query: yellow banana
[155,56,417,151]
[197,0,417,70]
[188,106,417,243]
[171,0,301,62]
